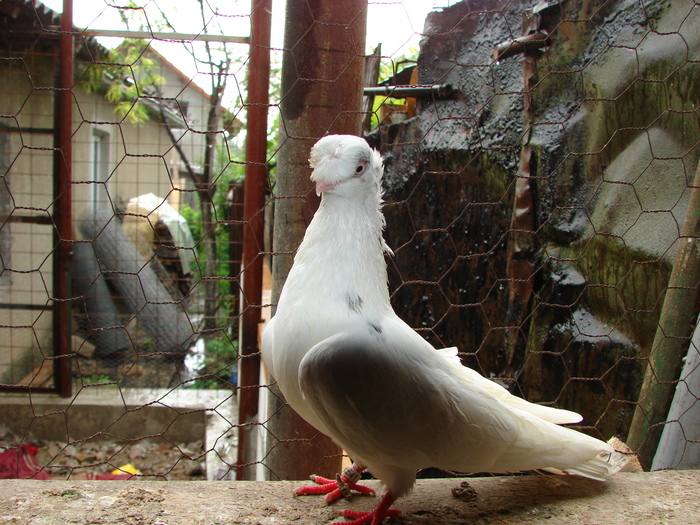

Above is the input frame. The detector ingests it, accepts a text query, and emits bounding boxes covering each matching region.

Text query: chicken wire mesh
[0,0,698,485]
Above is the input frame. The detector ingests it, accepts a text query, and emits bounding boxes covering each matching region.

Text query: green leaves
[78,39,166,124]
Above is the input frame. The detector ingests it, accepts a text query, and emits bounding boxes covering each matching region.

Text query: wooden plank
[17,360,54,387]
[257,258,272,349]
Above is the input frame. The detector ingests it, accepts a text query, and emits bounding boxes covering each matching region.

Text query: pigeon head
[309,135,383,198]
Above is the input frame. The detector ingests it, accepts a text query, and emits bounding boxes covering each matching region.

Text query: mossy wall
[373,0,699,442]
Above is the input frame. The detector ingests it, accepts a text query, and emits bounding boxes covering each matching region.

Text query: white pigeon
[261,134,613,525]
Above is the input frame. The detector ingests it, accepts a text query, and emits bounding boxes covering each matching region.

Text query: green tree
[81,39,165,123]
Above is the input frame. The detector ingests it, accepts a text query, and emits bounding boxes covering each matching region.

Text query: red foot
[294,467,375,504]
[334,508,401,525]
[333,491,400,525]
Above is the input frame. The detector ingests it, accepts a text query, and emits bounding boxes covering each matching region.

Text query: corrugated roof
[0,0,105,61]
[0,0,61,33]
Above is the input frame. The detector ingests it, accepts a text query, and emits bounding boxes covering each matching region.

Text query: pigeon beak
[316,180,335,196]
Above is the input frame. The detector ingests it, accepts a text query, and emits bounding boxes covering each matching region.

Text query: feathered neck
[289,188,392,313]
[305,187,388,256]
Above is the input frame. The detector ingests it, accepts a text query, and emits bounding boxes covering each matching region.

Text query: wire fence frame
[0,0,698,484]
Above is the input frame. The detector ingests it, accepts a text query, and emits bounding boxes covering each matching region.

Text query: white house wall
[1,54,58,382]
[0,49,194,383]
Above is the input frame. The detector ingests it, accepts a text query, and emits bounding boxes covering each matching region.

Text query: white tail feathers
[545,454,612,481]
[436,346,614,481]
[435,347,583,424]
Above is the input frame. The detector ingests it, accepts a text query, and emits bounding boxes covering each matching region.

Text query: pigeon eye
[356,164,365,174]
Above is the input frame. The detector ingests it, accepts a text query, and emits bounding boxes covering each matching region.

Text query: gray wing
[298,327,515,472]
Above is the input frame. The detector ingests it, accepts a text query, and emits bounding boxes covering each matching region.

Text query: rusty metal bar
[81,29,249,44]
[2,127,54,134]
[363,84,453,99]
[0,385,56,394]
[52,0,75,398]
[227,180,245,320]
[265,0,367,481]
[362,44,381,132]
[235,0,272,480]
[493,32,551,62]
[0,215,54,225]
[500,10,541,376]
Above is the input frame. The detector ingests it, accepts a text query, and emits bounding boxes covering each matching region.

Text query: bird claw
[333,490,400,525]
[333,508,402,525]
[293,468,375,504]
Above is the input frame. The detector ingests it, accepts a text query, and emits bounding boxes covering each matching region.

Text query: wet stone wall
[371,0,700,442]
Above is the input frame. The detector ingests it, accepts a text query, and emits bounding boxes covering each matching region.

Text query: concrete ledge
[0,402,206,443]
[1,471,698,524]
[0,388,234,443]
[0,388,238,481]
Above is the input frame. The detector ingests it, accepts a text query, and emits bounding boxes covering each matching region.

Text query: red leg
[334,491,400,525]
[293,463,375,504]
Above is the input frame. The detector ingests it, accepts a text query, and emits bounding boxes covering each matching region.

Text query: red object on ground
[0,445,51,480]
[0,445,136,480]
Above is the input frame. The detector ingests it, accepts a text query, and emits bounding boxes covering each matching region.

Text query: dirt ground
[1,470,699,524]
[35,438,207,481]
[1,424,207,481]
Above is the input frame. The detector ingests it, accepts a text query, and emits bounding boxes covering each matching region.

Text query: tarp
[0,445,51,480]
[123,193,196,275]
[0,444,135,480]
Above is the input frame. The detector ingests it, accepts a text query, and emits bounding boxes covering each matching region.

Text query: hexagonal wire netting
[0,0,698,484]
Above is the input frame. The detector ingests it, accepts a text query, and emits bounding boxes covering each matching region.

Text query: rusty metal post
[498,8,544,377]
[53,0,74,398]
[227,180,245,320]
[264,0,368,481]
[236,0,272,480]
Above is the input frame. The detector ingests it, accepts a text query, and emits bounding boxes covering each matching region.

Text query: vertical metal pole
[53,0,74,398]
[502,12,539,376]
[228,180,245,321]
[265,0,368,481]
[236,0,272,480]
